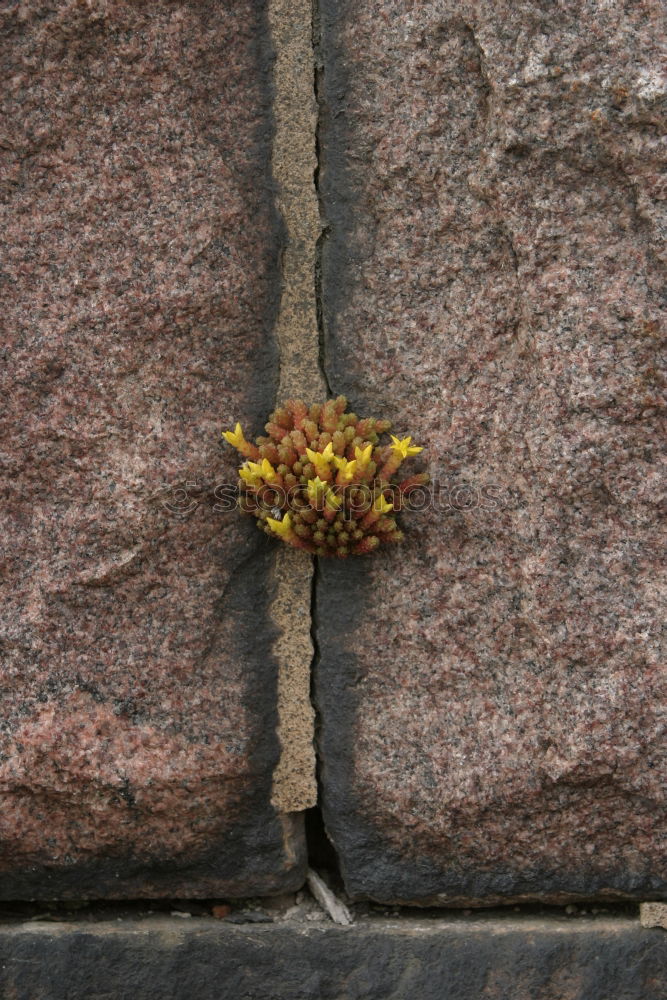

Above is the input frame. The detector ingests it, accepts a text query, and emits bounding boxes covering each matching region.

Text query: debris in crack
[306,868,353,925]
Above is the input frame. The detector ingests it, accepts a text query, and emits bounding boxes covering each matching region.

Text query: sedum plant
[222,397,428,557]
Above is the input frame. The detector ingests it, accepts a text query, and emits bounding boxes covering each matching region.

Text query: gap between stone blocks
[267,0,327,820]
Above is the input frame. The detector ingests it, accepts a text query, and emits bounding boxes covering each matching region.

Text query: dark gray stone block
[0,916,665,999]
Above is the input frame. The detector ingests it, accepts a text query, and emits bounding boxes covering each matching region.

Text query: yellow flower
[306,442,334,464]
[389,435,423,459]
[354,443,373,468]
[373,494,394,515]
[306,476,327,504]
[306,441,334,471]
[307,477,341,510]
[222,422,247,450]
[239,458,278,487]
[258,458,278,482]
[326,487,342,509]
[333,457,357,481]
[266,512,293,538]
[239,464,262,487]
[222,420,260,460]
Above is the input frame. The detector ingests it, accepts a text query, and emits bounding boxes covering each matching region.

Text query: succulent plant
[222,397,428,557]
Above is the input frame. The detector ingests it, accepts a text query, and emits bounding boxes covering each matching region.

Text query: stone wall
[316,0,666,906]
[0,0,665,923]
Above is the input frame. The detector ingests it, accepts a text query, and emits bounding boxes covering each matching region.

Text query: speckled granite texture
[0,0,305,897]
[316,0,667,903]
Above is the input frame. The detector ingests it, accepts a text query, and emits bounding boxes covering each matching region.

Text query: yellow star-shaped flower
[373,494,394,515]
[258,458,278,482]
[306,476,327,504]
[389,435,423,459]
[222,422,247,449]
[326,488,342,509]
[333,456,357,481]
[354,443,373,468]
[266,512,292,538]
[239,464,262,488]
[306,441,334,466]
[307,477,341,510]
[238,458,279,485]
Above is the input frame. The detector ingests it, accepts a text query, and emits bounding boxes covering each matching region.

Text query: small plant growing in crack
[222,397,428,557]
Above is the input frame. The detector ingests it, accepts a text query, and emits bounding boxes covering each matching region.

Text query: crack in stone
[464,22,492,117]
[268,0,325,814]
[312,0,332,398]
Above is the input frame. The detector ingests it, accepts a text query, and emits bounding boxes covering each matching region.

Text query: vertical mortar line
[268,0,325,813]
[312,0,332,400]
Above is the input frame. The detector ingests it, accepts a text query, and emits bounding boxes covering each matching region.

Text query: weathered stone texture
[640,902,667,930]
[267,0,323,815]
[0,916,665,1000]
[0,0,305,896]
[317,0,666,903]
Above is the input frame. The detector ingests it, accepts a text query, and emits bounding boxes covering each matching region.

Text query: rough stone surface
[270,547,318,813]
[317,0,667,903]
[640,902,667,930]
[267,0,323,814]
[0,916,665,999]
[0,0,305,896]
[269,0,325,405]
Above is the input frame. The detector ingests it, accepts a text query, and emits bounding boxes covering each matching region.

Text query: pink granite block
[0,0,304,897]
[316,0,666,903]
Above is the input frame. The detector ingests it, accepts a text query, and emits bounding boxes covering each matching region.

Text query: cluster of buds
[222,397,428,557]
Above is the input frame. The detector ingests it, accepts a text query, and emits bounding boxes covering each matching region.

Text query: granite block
[0,0,304,896]
[316,0,666,903]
